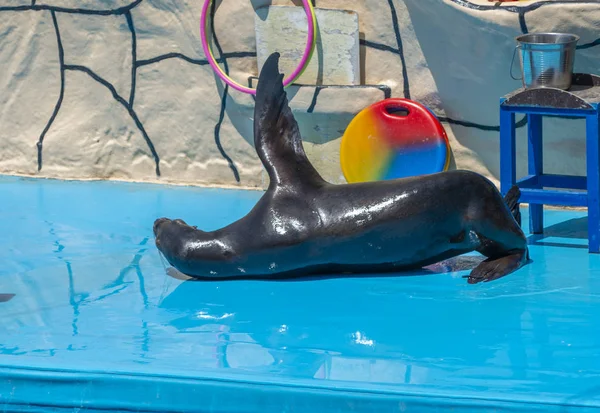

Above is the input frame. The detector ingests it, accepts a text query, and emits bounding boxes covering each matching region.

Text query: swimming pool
[1,175,600,412]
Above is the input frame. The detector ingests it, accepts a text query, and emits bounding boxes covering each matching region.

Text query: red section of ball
[371,99,448,149]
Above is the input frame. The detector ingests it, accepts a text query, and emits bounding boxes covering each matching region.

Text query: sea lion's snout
[153,218,171,237]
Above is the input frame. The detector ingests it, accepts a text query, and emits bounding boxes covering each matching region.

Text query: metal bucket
[510,33,579,90]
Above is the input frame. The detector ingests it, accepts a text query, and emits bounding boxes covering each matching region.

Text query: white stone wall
[0,0,598,188]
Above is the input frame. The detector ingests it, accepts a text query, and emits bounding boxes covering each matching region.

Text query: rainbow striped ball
[340,99,450,183]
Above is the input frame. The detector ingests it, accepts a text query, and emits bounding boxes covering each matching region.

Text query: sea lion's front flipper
[254,53,326,188]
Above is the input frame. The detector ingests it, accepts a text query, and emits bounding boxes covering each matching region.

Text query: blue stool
[499,73,600,253]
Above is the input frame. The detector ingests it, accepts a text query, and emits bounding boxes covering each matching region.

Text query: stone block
[58,13,133,100]
[255,6,360,86]
[41,69,157,180]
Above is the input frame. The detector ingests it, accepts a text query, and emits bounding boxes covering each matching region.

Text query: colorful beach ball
[340,99,450,183]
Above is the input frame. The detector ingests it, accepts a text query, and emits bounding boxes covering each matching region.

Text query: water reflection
[100,237,152,359]
[157,266,538,387]
[102,237,151,309]
[46,220,87,337]
[2,222,155,359]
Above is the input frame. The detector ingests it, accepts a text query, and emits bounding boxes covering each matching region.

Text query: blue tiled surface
[1,175,600,412]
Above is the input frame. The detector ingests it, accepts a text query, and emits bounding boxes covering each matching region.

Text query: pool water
[1,175,600,412]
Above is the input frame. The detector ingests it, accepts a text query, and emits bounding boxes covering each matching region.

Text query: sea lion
[154,52,529,284]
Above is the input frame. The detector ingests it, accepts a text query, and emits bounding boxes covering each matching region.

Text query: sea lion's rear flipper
[254,52,326,188]
[503,185,522,227]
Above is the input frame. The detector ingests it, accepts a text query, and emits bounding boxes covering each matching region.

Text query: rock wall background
[1,0,599,189]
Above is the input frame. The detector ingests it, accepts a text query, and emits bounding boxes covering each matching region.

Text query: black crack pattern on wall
[37,10,64,172]
[386,0,410,99]
[0,1,144,15]
[307,86,324,113]
[209,0,240,183]
[5,0,600,181]
[451,0,600,13]
[63,64,161,176]
[126,11,137,107]
[30,0,256,181]
[136,51,255,68]
[518,10,528,34]
[33,4,162,175]
[450,0,600,47]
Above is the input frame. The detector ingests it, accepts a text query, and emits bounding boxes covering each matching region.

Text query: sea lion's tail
[503,185,522,227]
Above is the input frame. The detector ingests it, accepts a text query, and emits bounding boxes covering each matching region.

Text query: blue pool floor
[1,175,600,412]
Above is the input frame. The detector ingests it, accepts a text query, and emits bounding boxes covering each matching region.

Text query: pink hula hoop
[200,0,316,95]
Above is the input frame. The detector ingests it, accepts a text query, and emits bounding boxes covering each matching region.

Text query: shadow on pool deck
[527,217,589,249]
[165,254,488,283]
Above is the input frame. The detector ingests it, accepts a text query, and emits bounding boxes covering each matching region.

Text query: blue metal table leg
[527,114,544,234]
[586,111,600,253]
[500,108,516,197]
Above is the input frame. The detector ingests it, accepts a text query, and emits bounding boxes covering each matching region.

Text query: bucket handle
[510,45,522,81]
